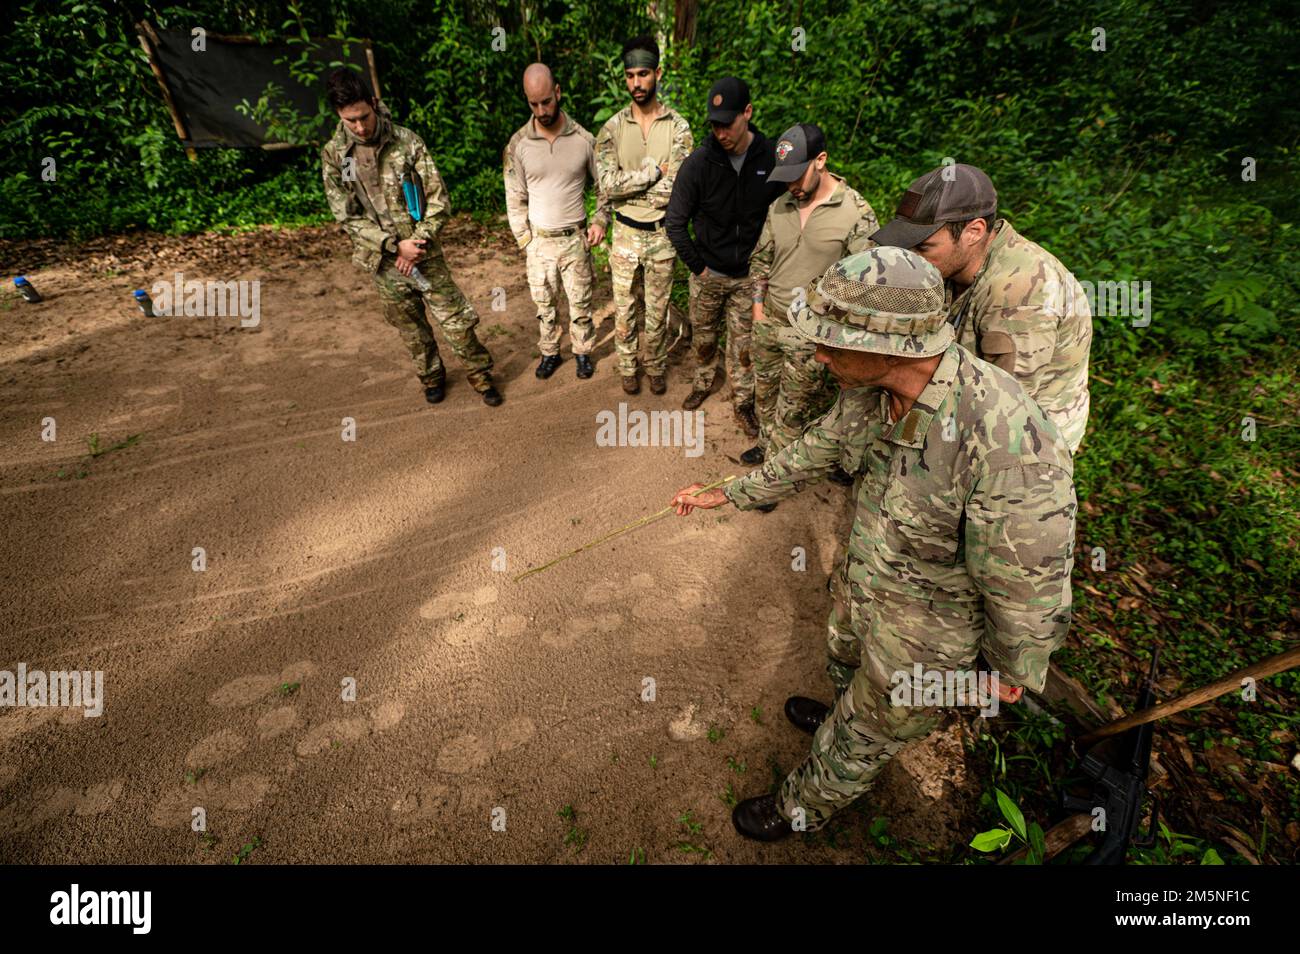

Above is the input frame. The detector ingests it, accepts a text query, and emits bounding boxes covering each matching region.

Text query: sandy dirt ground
[0,219,977,864]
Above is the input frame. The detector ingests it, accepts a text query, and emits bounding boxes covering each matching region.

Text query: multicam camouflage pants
[779,578,984,830]
[609,219,676,377]
[752,308,833,454]
[687,269,754,407]
[527,231,596,356]
[372,252,494,391]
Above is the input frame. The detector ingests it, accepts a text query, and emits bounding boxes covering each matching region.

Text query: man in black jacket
[666,77,785,435]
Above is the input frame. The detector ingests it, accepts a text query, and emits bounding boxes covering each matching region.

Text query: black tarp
[138,23,377,148]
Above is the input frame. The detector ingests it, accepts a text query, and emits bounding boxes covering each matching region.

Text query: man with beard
[872,163,1092,452]
[741,124,878,508]
[320,69,501,406]
[665,77,784,437]
[594,35,694,395]
[503,63,610,380]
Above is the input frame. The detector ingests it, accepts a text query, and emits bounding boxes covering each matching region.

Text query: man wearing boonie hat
[873,163,1092,453]
[670,246,1077,841]
[744,123,879,491]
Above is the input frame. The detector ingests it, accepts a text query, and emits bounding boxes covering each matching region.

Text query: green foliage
[970,788,1047,864]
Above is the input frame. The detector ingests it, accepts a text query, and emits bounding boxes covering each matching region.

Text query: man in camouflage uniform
[320,69,501,406]
[744,124,878,497]
[671,247,1077,840]
[873,163,1091,452]
[594,35,693,395]
[504,63,610,381]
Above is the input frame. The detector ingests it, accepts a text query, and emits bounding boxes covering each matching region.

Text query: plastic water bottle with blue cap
[133,289,157,317]
[14,276,43,303]
[401,172,433,292]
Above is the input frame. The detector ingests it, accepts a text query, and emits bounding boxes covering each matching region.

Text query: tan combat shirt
[750,175,879,320]
[502,113,610,248]
[594,105,693,224]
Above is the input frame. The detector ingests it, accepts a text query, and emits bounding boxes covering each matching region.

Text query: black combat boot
[784,696,830,734]
[740,445,764,466]
[732,795,794,842]
[575,354,594,379]
[536,354,561,379]
[424,384,446,404]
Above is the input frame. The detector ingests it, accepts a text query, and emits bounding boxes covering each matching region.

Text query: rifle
[1062,649,1160,864]
[1001,645,1300,864]
[399,170,433,292]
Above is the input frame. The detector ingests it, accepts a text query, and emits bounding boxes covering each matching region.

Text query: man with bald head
[504,63,610,380]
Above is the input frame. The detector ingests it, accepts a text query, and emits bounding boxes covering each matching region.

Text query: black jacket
[665,125,786,278]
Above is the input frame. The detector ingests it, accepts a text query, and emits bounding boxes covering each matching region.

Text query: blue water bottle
[14,276,42,303]
[133,290,157,317]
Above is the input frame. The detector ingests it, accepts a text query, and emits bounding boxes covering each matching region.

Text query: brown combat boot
[648,374,667,395]
[682,388,710,410]
[734,403,759,438]
[622,375,640,395]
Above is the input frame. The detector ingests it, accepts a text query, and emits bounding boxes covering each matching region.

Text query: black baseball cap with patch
[706,77,750,123]
[769,123,826,183]
[871,163,998,248]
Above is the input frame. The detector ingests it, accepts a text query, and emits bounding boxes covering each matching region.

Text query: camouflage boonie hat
[784,247,953,357]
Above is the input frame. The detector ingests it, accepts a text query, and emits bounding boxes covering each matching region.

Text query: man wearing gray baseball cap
[670,246,1077,841]
[873,163,1092,453]
[744,123,879,498]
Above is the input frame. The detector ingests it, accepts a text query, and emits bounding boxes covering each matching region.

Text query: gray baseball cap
[769,123,826,183]
[872,163,998,248]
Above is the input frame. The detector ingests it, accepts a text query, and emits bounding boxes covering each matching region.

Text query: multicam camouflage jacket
[321,110,453,274]
[950,219,1092,453]
[724,343,1077,693]
[594,104,693,221]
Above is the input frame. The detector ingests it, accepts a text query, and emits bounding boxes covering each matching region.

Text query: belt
[615,212,664,231]
[534,225,580,238]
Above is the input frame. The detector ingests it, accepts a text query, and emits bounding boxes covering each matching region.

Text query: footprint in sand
[256,706,299,740]
[419,585,498,620]
[540,612,622,649]
[208,661,318,707]
[152,666,406,827]
[756,604,791,625]
[434,716,537,775]
[293,700,405,757]
[0,778,126,836]
[149,774,272,828]
[675,585,708,610]
[184,728,248,768]
[494,614,528,638]
[216,382,268,394]
[674,623,709,650]
[582,581,616,605]
[390,783,458,821]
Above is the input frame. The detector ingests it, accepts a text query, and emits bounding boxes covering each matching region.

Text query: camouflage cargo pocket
[879,480,960,566]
